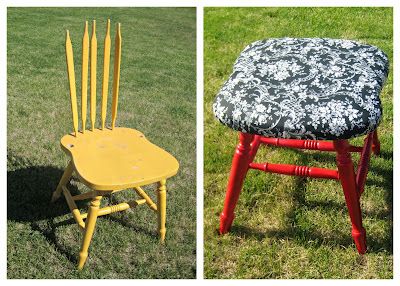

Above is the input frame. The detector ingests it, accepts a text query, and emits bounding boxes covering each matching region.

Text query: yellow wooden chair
[51,19,179,269]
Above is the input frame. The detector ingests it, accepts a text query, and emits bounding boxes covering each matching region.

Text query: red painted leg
[356,133,374,196]
[334,140,367,254]
[220,132,254,234]
[249,135,261,163]
[372,130,380,155]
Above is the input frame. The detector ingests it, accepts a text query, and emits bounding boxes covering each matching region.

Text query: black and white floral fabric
[213,38,389,140]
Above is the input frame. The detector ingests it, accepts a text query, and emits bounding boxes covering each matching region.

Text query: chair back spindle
[90,20,97,131]
[101,19,111,130]
[65,30,79,136]
[65,19,121,134]
[111,23,122,129]
[81,21,89,133]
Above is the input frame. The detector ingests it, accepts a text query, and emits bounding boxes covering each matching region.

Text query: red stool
[213,38,389,254]
[219,131,381,254]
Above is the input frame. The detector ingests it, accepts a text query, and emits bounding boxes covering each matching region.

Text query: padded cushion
[213,38,389,140]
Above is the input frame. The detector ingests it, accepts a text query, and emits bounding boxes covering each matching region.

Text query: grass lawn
[204,7,393,279]
[7,7,196,278]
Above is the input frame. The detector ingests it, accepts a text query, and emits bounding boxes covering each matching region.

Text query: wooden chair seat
[61,127,179,191]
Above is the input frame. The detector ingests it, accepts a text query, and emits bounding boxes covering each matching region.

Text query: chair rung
[72,191,96,201]
[249,162,339,180]
[135,187,157,211]
[81,199,146,219]
[259,137,362,152]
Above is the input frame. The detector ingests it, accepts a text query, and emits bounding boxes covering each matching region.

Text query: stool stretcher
[249,162,339,180]
[260,137,363,152]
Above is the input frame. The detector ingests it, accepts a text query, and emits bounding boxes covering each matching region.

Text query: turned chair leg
[51,161,74,202]
[157,179,167,241]
[78,194,102,269]
[220,132,254,234]
[334,140,367,254]
[372,129,380,155]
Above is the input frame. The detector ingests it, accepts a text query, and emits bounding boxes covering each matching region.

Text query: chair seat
[213,38,389,140]
[60,127,179,191]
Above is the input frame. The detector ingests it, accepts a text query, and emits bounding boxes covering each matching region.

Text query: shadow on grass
[7,156,161,266]
[107,215,157,238]
[7,165,74,222]
[227,146,393,254]
[7,162,82,265]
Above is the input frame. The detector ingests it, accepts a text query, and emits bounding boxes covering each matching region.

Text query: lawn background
[204,7,393,279]
[7,7,196,278]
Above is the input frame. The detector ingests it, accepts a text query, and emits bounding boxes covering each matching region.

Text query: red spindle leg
[356,133,374,196]
[219,132,254,234]
[334,140,366,254]
[249,135,261,162]
[372,130,380,155]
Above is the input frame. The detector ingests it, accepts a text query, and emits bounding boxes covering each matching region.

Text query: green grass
[7,7,196,279]
[204,7,392,279]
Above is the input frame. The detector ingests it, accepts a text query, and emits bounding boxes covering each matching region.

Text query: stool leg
[372,129,380,155]
[356,132,374,196]
[220,132,254,234]
[157,179,167,241]
[334,140,367,254]
[249,135,261,162]
[78,195,102,269]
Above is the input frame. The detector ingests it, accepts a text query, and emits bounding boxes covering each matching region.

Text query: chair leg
[78,195,102,269]
[220,132,254,234]
[51,161,74,202]
[356,133,374,196]
[157,179,167,241]
[249,135,261,162]
[334,140,367,254]
[372,129,380,155]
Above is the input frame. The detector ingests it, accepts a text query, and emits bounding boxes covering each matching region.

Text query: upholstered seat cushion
[213,38,389,140]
